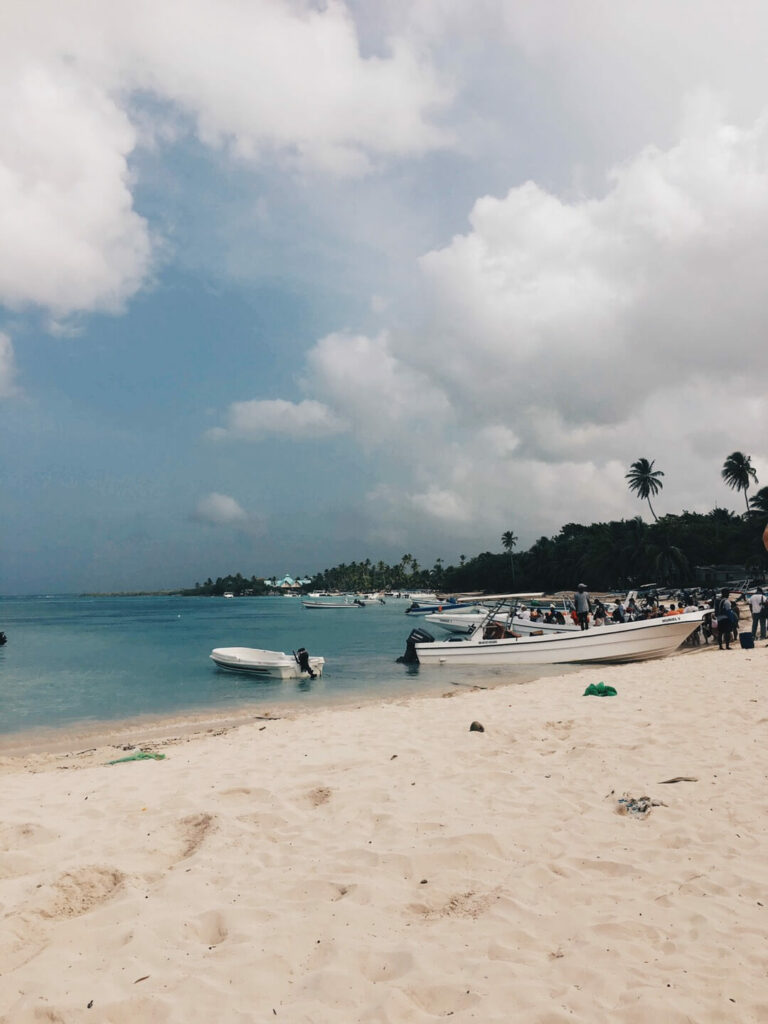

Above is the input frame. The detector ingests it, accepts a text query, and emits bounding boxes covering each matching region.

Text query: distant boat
[210,647,324,678]
[302,598,365,609]
[223,592,235,599]
[405,597,461,615]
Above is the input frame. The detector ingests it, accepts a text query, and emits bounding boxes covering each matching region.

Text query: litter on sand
[583,682,617,697]
[107,751,167,765]
[616,794,666,817]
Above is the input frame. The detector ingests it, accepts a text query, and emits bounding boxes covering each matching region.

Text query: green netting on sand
[107,751,166,765]
[583,682,617,697]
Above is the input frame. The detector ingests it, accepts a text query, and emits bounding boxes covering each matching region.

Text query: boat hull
[414,613,703,666]
[210,647,325,678]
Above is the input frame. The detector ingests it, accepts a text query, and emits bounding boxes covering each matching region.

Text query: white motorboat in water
[210,647,325,678]
[425,593,576,636]
[424,607,492,633]
[400,594,703,666]
[425,608,577,636]
[302,598,364,609]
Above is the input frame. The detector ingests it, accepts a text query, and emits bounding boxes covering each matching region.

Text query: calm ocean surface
[0,595,567,738]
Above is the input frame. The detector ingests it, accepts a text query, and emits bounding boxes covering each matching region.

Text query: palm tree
[647,535,689,585]
[501,530,518,584]
[625,458,664,521]
[721,451,758,513]
[749,486,768,516]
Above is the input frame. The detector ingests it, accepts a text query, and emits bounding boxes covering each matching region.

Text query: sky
[2,0,768,594]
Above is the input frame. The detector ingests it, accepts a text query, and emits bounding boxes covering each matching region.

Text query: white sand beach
[2,644,767,1023]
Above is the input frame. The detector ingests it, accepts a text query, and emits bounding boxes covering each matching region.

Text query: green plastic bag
[583,682,617,697]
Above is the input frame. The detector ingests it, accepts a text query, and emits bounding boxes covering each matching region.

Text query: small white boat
[210,647,324,678]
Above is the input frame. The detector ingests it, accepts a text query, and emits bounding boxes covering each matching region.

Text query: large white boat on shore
[400,594,703,666]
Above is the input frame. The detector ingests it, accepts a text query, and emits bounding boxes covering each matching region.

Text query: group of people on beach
[570,584,699,631]
[569,583,768,649]
[711,587,767,650]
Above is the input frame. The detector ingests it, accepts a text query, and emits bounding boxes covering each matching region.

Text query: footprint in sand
[545,719,575,736]
[185,909,229,946]
[177,812,215,860]
[0,822,58,851]
[409,888,500,921]
[358,949,415,983]
[307,786,332,807]
[217,786,272,803]
[0,913,49,972]
[405,983,481,1016]
[36,865,125,919]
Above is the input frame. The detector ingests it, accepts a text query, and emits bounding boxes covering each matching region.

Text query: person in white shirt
[748,588,766,640]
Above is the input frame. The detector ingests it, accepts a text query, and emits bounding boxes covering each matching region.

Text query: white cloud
[409,487,473,524]
[305,331,452,444]
[250,105,768,549]
[407,103,768,432]
[194,492,248,525]
[0,1,451,318]
[209,398,347,441]
[0,60,151,316]
[0,332,19,397]
[121,0,452,176]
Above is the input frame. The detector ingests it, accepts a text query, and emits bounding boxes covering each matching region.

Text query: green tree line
[181,573,271,597]
[308,507,765,596]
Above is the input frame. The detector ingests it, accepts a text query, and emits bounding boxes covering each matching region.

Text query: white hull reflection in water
[407,612,704,666]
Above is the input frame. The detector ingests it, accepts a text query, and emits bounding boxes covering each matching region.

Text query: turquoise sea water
[0,595,563,738]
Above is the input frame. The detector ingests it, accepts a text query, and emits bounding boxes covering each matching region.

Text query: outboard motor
[396,627,434,664]
[295,647,316,679]
[0,631,6,645]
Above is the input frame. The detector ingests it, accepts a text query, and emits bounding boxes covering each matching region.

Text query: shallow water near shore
[0,595,575,741]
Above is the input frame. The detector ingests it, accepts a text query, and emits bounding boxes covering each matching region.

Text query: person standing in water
[574,584,591,630]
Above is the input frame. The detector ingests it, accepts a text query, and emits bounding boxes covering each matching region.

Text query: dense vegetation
[181,574,271,597]
[308,508,767,595]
